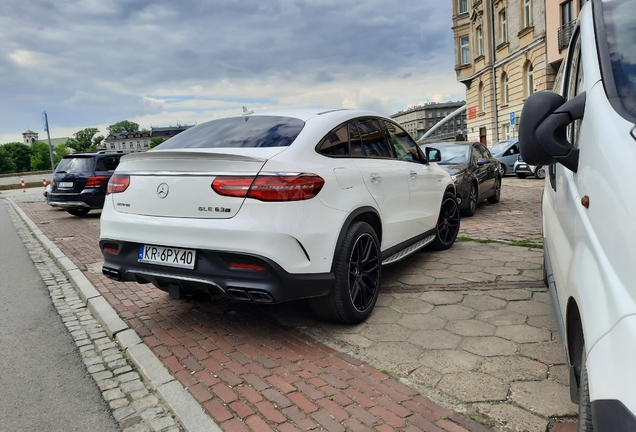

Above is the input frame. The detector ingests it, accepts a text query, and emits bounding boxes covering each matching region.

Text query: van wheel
[535,166,546,179]
[429,192,460,251]
[66,208,90,217]
[309,221,381,323]
[578,348,593,431]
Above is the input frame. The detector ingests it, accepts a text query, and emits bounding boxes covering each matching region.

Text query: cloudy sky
[0,0,465,144]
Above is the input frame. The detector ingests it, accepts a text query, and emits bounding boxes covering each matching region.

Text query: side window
[383,121,421,162]
[353,119,394,159]
[565,33,583,147]
[317,125,349,157]
[96,156,120,171]
[478,144,492,158]
[471,145,481,164]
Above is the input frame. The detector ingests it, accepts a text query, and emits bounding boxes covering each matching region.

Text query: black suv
[49,151,124,216]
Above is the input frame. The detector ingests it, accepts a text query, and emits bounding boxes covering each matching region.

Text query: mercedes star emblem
[157,183,169,199]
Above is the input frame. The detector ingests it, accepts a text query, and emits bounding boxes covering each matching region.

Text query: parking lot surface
[4,177,579,432]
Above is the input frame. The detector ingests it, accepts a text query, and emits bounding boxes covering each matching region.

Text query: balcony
[558,21,576,52]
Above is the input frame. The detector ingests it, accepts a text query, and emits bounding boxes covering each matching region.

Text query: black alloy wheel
[464,183,477,217]
[309,221,381,323]
[429,192,460,251]
[488,177,501,204]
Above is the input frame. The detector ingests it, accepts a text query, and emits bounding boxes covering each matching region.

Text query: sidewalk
[3,177,579,432]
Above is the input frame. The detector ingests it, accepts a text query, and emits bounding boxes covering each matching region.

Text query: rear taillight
[212,174,324,201]
[85,176,108,188]
[107,174,130,195]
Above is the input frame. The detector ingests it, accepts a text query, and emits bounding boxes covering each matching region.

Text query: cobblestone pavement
[3,177,579,432]
[4,201,182,432]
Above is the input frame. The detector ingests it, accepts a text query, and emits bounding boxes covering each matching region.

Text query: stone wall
[0,170,53,190]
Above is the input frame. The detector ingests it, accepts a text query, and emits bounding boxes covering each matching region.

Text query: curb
[7,198,222,432]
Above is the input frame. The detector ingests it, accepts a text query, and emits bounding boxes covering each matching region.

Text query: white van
[519,0,636,430]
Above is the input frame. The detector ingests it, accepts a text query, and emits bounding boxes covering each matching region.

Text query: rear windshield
[155,116,305,149]
[55,156,95,173]
[602,0,636,116]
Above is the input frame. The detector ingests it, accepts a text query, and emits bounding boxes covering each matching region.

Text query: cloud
[0,0,465,144]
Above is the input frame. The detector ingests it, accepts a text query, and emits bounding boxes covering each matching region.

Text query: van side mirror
[519,91,586,173]
[425,147,441,163]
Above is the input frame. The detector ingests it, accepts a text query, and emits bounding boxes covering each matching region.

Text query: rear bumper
[49,191,105,209]
[100,239,334,303]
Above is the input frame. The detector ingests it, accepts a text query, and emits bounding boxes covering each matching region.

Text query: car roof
[219,108,391,124]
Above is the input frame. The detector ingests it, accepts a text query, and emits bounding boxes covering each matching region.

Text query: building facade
[390,101,467,141]
[102,125,193,153]
[546,0,586,72]
[452,0,556,146]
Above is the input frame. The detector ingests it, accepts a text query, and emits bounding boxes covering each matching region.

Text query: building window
[110,143,115,149]
[561,0,573,24]
[502,73,509,104]
[144,140,149,147]
[499,10,507,43]
[460,36,470,64]
[458,0,468,14]
[503,124,511,139]
[523,0,532,28]
[476,26,484,57]
[137,141,141,148]
[526,62,535,97]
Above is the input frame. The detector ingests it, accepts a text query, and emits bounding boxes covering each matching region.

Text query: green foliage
[93,135,105,147]
[1,142,32,172]
[54,143,70,165]
[107,120,140,135]
[0,145,17,174]
[67,128,100,153]
[30,141,55,171]
[150,137,167,148]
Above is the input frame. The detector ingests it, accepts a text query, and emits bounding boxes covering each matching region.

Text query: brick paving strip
[7,198,494,432]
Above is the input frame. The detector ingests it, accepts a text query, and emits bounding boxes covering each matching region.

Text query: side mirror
[425,147,441,163]
[519,91,586,173]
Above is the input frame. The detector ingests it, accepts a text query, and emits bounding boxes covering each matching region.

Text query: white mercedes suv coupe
[100,108,459,323]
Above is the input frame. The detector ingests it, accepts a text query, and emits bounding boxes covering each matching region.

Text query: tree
[1,142,32,172]
[54,143,70,165]
[150,137,167,148]
[107,120,140,135]
[0,145,17,174]
[93,135,104,147]
[67,128,100,153]
[30,141,55,171]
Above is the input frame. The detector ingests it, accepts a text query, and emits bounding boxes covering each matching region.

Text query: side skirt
[381,230,437,266]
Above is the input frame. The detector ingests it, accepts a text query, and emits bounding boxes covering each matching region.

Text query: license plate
[138,244,196,269]
[59,181,73,188]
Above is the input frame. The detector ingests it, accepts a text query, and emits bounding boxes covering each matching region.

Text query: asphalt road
[0,200,119,432]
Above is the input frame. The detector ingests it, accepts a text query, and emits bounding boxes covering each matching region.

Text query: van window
[601,0,636,118]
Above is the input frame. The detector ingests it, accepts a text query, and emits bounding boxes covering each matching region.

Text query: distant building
[102,124,193,153]
[390,101,467,141]
[21,130,69,147]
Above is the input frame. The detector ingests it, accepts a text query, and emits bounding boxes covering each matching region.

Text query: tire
[516,173,527,179]
[499,164,506,176]
[535,166,546,179]
[66,208,90,217]
[487,176,501,204]
[463,183,477,217]
[578,348,594,432]
[309,221,381,324]
[429,192,460,251]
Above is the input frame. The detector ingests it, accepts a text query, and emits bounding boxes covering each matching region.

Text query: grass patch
[457,235,543,249]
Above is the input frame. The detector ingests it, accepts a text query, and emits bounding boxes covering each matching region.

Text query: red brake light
[212,174,324,201]
[85,176,108,188]
[107,174,130,194]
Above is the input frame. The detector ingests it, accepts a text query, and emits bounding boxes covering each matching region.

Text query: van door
[545,31,583,303]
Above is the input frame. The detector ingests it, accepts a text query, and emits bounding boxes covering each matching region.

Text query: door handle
[409,171,418,178]
[369,173,382,182]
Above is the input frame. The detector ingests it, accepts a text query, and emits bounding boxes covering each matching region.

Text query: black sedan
[422,141,501,216]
